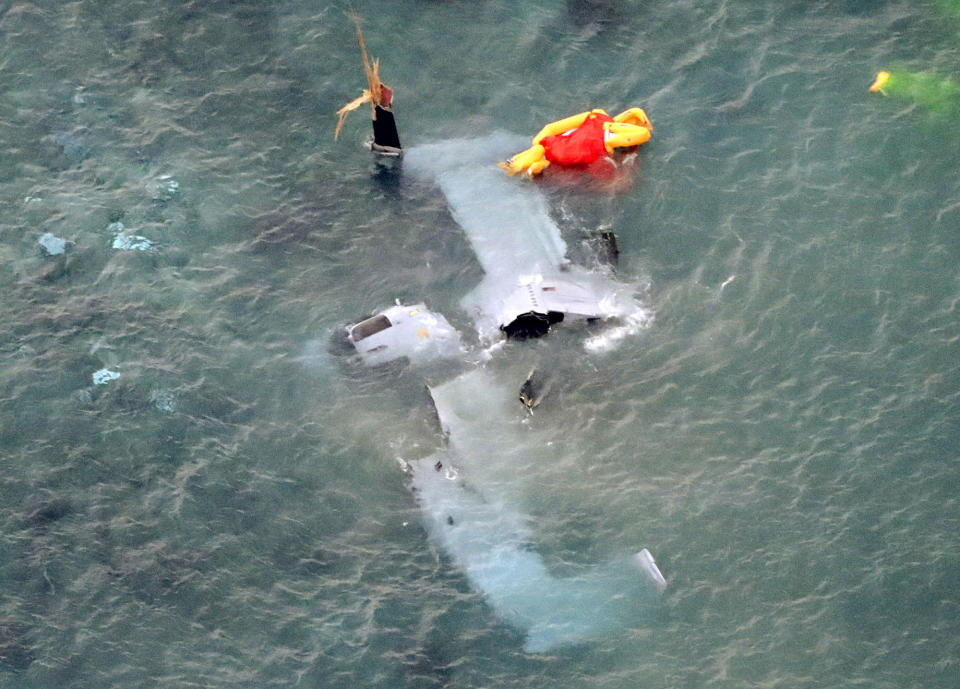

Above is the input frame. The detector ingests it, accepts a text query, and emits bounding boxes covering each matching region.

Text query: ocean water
[2,0,959,687]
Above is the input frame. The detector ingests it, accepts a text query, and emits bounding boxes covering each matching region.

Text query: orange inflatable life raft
[500,107,652,177]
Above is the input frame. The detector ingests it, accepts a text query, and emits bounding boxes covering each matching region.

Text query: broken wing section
[406,369,666,652]
[409,454,662,653]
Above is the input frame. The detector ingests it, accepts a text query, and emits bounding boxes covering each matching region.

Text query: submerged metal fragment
[519,368,553,412]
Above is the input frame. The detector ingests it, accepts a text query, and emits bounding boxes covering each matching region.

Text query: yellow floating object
[531,109,608,146]
[869,71,890,94]
[612,107,653,128]
[500,144,547,176]
[603,121,652,152]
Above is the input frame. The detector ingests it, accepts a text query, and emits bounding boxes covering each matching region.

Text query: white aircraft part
[410,369,663,652]
[410,455,660,653]
[347,303,464,367]
[405,133,568,278]
[634,548,668,592]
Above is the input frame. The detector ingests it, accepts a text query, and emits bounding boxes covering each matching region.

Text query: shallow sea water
[2,1,959,687]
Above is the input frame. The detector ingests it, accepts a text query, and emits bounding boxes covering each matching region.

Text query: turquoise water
[2,0,959,687]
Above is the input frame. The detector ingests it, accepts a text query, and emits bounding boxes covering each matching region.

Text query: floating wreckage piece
[108,222,155,252]
[407,369,666,652]
[596,230,619,269]
[519,368,553,412]
[633,548,667,592]
[38,232,68,257]
[503,310,564,340]
[370,88,402,156]
[335,13,402,157]
[112,233,155,252]
[346,302,463,367]
[92,368,120,385]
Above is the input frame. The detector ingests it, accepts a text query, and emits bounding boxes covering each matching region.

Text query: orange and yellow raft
[500,107,652,177]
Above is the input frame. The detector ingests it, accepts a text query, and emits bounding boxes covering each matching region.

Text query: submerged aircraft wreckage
[335,24,666,653]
